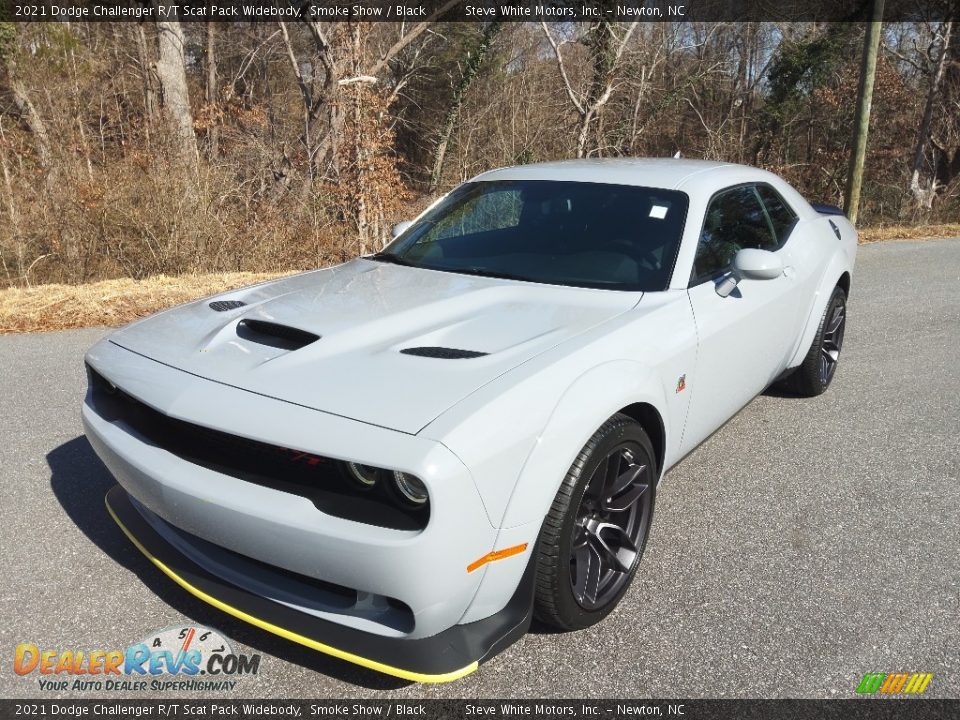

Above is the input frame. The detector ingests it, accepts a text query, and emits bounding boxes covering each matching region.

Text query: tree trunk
[430,22,501,191]
[6,55,81,279]
[350,26,369,255]
[909,19,953,209]
[155,20,199,175]
[205,20,219,158]
[843,0,884,225]
[8,77,55,184]
[0,131,25,281]
[135,24,158,126]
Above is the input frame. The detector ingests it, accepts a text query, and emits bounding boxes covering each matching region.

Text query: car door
[679,184,807,455]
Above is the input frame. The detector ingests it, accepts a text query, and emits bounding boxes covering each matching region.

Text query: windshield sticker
[649,205,669,219]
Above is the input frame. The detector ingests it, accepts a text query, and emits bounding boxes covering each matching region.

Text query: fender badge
[676,374,686,393]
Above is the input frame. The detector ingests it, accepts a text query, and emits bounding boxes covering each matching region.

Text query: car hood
[110,259,640,434]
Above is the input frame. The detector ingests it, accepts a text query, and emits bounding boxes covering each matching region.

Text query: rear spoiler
[810,202,846,217]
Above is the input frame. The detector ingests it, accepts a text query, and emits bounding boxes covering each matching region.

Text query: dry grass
[0,272,287,335]
[858,223,960,243]
[2,224,958,335]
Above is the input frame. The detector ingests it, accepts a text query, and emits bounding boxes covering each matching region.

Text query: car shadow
[527,619,564,635]
[48,435,410,691]
[761,384,802,399]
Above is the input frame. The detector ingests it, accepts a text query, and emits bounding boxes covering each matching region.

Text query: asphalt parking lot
[1,238,958,700]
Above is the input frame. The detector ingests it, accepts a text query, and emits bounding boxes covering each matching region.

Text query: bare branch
[279,22,311,109]
[366,0,463,79]
[541,22,585,116]
[881,42,926,73]
[338,75,378,86]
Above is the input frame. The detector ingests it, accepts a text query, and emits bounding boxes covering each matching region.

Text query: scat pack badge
[14,625,260,692]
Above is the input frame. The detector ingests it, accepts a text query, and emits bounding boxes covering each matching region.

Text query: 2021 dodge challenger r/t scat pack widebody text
[84,159,856,682]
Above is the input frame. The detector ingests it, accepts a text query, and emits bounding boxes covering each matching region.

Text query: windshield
[375,180,689,292]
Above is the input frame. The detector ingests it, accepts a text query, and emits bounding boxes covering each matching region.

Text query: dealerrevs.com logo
[14,625,261,692]
[856,672,933,696]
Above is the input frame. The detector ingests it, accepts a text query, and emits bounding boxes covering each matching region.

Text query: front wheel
[534,414,656,631]
[781,285,847,397]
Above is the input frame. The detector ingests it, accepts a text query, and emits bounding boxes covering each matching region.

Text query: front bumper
[105,485,534,682]
[82,340,537,648]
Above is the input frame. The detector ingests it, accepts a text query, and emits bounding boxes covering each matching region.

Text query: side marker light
[466,543,528,573]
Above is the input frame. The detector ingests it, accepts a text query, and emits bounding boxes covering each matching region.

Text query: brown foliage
[1,22,958,291]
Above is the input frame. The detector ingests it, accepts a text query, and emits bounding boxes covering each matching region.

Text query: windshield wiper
[450,267,536,283]
[367,251,416,267]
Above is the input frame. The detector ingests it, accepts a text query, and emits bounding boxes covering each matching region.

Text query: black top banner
[3,0,959,23]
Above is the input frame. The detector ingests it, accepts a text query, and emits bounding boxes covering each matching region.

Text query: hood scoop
[209,300,247,312]
[400,346,488,359]
[237,319,319,351]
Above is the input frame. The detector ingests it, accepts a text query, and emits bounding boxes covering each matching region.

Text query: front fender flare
[456,360,669,625]
[499,359,668,529]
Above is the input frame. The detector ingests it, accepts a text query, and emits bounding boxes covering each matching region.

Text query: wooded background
[0,17,957,288]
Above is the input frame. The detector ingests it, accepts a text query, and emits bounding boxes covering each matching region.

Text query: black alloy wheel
[534,414,656,630]
[570,445,651,610]
[819,298,846,386]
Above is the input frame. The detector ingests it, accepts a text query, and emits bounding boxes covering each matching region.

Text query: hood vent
[209,300,247,312]
[400,346,488,359]
[237,319,319,351]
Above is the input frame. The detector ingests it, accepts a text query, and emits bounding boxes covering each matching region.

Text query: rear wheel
[534,414,656,630]
[781,285,847,397]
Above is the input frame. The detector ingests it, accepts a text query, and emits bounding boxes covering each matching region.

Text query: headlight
[344,462,379,488]
[392,471,429,506]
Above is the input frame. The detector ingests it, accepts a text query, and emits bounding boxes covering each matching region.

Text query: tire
[534,414,656,631]
[780,285,847,397]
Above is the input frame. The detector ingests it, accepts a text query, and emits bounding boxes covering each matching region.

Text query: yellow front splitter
[104,485,533,683]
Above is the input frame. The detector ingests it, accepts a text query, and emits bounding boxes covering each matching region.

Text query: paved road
[1,239,958,700]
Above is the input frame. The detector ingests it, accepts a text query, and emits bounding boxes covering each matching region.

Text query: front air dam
[104,485,535,683]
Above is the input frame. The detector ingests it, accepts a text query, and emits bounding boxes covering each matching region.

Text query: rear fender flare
[786,246,853,369]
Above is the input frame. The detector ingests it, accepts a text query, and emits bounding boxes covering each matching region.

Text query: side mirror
[391,221,413,240]
[733,248,783,280]
[715,248,783,297]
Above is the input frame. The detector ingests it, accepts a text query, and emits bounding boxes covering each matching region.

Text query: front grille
[87,366,428,531]
[400,346,488,359]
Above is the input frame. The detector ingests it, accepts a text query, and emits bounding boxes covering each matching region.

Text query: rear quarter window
[756,185,799,247]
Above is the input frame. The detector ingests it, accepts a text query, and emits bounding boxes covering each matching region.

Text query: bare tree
[431,22,501,191]
[909,19,954,209]
[205,20,219,157]
[542,20,640,157]
[1,19,955,290]
[134,23,158,126]
[155,20,199,174]
[6,68,55,185]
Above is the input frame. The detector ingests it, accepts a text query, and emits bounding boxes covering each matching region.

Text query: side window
[691,185,777,282]
[756,185,798,247]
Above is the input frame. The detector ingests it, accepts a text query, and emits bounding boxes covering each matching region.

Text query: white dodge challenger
[84,159,856,682]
